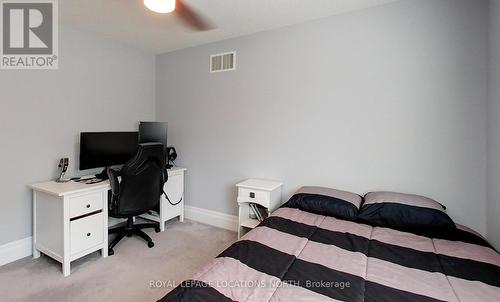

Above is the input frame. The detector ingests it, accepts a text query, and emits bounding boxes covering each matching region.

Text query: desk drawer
[69,192,103,218]
[70,212,103,255]
[238,188,270,208]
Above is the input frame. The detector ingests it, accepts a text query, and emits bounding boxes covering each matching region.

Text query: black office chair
[107,143,166,256]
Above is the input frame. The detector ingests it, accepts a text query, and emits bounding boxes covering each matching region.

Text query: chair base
[108,217,160,255]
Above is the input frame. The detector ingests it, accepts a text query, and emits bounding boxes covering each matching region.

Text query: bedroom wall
[487,0,500,249]
[0,27,156,246]
[156,0,489,235]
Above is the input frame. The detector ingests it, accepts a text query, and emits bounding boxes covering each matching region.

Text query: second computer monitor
[139,122,167,149]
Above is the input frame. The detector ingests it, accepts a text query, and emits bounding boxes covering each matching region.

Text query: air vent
[210,51,236,73]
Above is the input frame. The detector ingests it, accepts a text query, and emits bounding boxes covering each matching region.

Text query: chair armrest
[107,168,120,210]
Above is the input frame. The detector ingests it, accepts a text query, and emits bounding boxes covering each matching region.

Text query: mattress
[159,207,500,302]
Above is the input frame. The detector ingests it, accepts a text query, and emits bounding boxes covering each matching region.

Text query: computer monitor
[79,132,139,176]
[139,122,167,149]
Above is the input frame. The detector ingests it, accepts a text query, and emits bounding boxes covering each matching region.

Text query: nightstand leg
[179,214,184,223]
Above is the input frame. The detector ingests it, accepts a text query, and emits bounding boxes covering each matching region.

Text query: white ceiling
[60,0,399,54]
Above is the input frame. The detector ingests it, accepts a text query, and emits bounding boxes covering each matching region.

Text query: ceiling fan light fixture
[144,0,176,14]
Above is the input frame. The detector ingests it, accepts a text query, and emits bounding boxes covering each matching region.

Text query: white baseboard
[0,237,32,266]
[185,205,238,232]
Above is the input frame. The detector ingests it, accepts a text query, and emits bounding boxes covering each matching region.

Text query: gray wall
[156,0,489,235]
[0,27,155,245]
[487,0,500,249]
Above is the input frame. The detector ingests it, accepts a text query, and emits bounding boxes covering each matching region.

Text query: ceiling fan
[144,0,214,31]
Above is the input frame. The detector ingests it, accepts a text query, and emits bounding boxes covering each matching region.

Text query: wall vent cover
[210,51,236,73]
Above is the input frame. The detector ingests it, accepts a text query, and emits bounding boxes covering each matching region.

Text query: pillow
[358,191,456,235]
[284,186,362,220]
[453,224,492,248]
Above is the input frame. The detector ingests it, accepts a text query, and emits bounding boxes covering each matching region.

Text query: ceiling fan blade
[176,0,215,31]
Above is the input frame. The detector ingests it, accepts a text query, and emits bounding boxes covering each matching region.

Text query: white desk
[30,167,186,276]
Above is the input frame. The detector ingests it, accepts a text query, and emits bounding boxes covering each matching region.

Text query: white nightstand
[236,179,283,239]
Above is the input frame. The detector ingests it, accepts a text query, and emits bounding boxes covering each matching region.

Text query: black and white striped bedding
[160,207,500,302]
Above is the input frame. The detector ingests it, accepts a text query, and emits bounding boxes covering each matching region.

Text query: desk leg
[33,246,41,259]
[159,197,166,232]
[179,194,185,223]
[32,191,40,259]
[102,191,109,257]
[159,210,166,232]
[63,261,70,277]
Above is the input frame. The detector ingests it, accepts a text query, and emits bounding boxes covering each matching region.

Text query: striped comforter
[160,207,500,302]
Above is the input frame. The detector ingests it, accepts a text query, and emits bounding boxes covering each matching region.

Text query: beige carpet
[0,220,237,302]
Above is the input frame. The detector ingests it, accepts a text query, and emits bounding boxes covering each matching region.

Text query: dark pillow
[284,186,362,221]
[358,191,456,236]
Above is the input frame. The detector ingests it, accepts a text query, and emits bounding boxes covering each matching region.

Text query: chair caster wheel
[155,227,161,233]
[148,242,154,248]
[108,248,114,256]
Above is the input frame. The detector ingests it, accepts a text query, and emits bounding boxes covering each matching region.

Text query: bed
[159,188,500,302]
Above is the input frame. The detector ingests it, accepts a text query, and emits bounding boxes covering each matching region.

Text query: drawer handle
[249,192,255,198]
[87,233,91,237]
[86,204,91,208]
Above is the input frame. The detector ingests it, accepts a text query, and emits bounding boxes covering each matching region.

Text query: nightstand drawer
[238,188,271,207]
[70,213,103,255]
[69,192,103,218]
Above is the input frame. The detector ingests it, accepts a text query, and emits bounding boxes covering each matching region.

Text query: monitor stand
[94,168,109,180]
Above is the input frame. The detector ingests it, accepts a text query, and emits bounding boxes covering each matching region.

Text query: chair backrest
[111,143,165,217]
